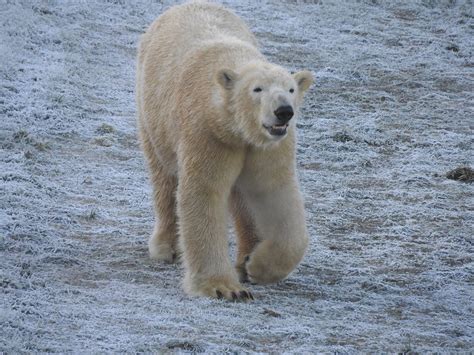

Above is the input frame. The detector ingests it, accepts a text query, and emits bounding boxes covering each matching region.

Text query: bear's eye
[289,88,295,93]
[253,87,262,93]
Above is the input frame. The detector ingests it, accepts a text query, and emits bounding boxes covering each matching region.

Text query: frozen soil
[1,0,473,352]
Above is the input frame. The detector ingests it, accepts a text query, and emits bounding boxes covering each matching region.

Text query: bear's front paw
[185,275,254,301]
[245,254,290,285]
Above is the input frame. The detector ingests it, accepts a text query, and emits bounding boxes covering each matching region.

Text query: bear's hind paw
[148,240,177,263]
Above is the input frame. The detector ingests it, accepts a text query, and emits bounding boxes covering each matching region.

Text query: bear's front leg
[177,142,253,301]
[242,182,309,284]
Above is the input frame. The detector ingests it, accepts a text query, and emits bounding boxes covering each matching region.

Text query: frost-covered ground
[1,0,473,352]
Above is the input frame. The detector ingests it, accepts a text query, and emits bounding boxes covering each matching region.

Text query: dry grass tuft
[446,166,474,182]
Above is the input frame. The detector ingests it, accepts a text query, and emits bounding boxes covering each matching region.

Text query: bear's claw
[212,285,254,301]
[239,290,254,300]
[214,288,254,302]
[190,275,255,301]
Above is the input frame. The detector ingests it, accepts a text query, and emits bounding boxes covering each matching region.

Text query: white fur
[136,2,313,300]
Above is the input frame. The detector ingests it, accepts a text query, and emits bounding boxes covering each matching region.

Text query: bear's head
[216,61,313,147]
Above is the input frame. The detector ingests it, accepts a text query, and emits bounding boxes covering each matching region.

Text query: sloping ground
[1,1,473,352]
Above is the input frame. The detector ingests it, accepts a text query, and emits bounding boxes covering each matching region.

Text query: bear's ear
[216,69,238,90]
[293,70,314,93]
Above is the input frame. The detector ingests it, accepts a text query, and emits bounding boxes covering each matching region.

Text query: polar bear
[136,2,313,301]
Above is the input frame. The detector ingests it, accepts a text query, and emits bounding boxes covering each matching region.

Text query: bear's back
[139,3,258,75]
[164,2,257,48]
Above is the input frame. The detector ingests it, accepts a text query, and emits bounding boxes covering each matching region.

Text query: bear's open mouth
[263,123,289,136]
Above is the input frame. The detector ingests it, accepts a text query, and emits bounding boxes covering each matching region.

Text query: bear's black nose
[274,105,294,123]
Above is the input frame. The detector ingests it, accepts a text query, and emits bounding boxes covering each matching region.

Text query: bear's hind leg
[141,128,178,263]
